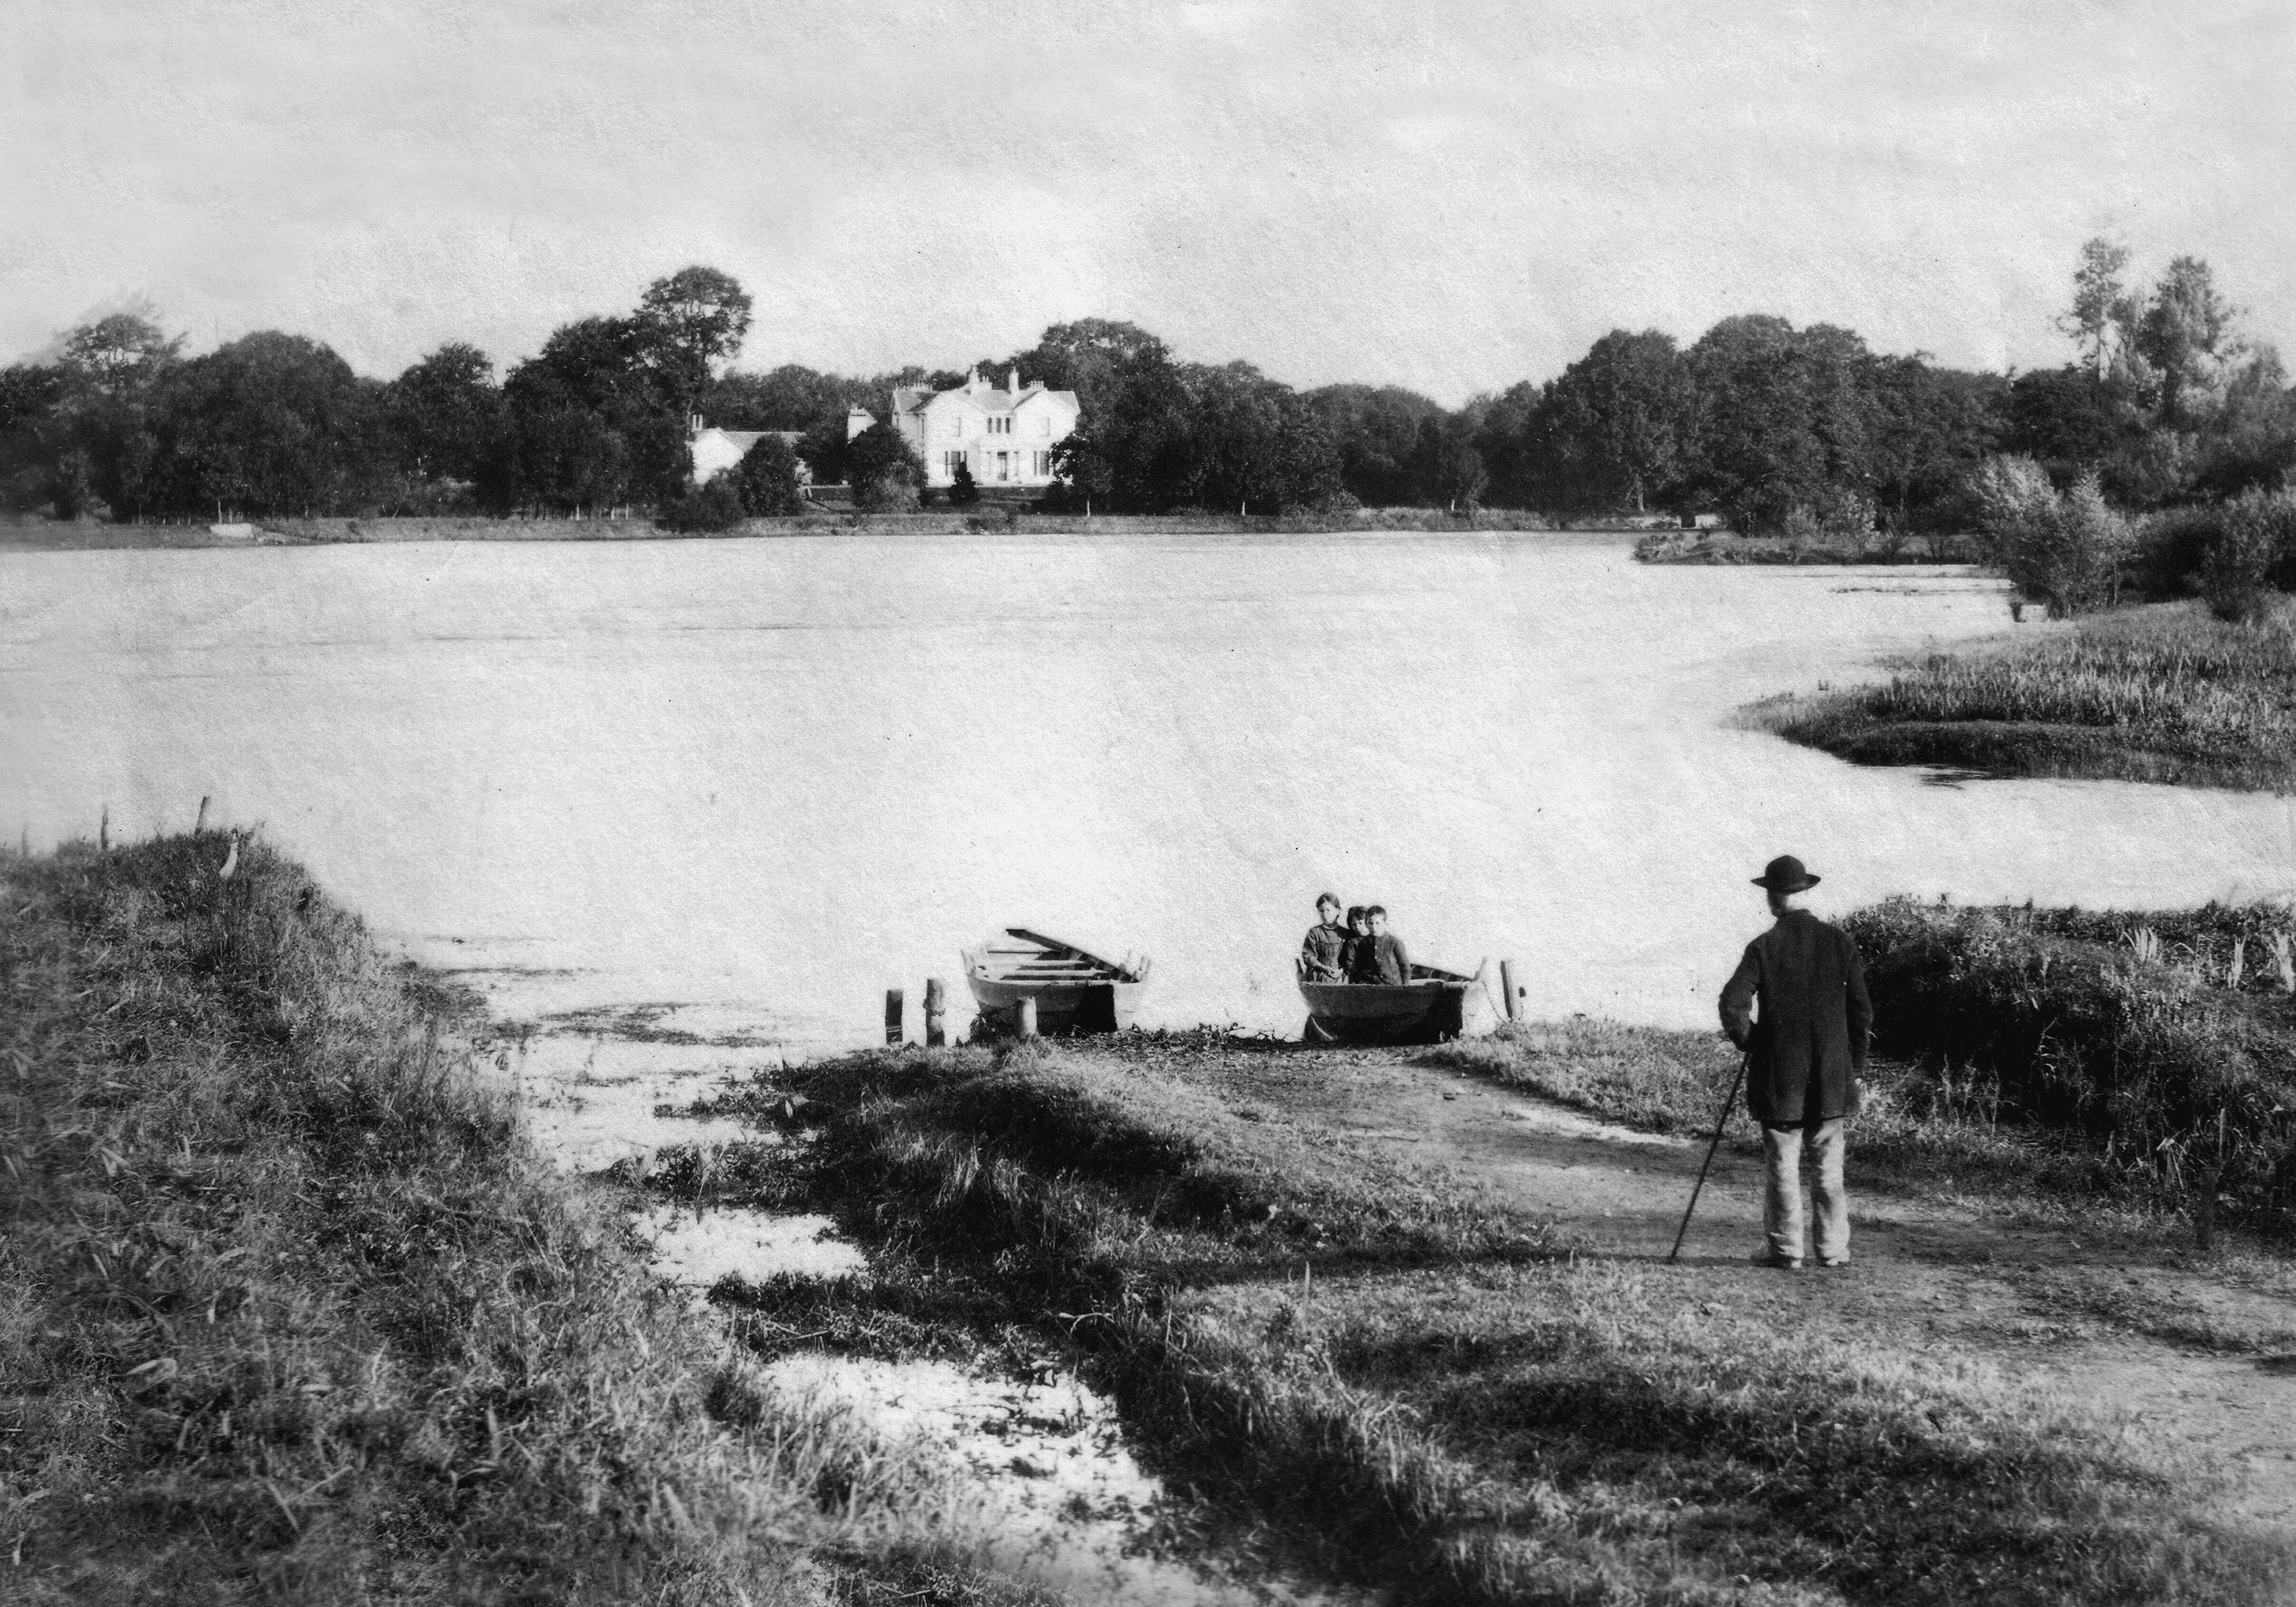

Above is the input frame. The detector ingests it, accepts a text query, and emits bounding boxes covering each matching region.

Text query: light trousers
[1762,1119,1848,1264]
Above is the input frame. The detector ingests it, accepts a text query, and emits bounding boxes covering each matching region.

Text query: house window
[1031,451,1050,476]
[946,416,961,437]
[996,452,1011,481]
[987,416,1012,435]
[1038,416,1052,436]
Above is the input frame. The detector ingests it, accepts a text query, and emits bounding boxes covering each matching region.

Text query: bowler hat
[1753,855,1821,892]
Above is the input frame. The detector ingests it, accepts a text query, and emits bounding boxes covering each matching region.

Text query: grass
[673,1035,2294,1605]
[0,834,1041,1604]
[1760,598,2296,791]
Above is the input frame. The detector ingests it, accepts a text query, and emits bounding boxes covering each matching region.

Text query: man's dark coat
[1719,909,1873,1126]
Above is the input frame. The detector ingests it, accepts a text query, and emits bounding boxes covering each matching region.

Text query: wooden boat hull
[1297,962,1493,1046]
[964,928,1149,1036]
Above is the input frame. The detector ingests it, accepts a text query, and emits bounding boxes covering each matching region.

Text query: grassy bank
[0,507,1559,551]
[1759,599,2296,791]
[1434,899,2296,1238]
[671,1034,2292,1605]
[1637,530,1983,566]
[0,835,1029,1604]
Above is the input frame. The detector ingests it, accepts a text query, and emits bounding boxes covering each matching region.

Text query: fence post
[924,978,946,1047]
[1499,959,1521,1022]
[1016,996,1039,1040]
[884,988,904,1046]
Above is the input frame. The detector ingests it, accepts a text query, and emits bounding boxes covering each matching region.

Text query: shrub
[729,434,803,516]
[1968,456,2131,617]
[656,476,745,532]
[2133,504,2222,596]
[947,460,980,506]
[2201,487,2296,622]
[845,422,927,513]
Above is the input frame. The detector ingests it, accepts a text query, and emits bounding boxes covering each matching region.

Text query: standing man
[1350,905,1411,986]
[1719,856,1872,1270]
[1300,893,1350,981]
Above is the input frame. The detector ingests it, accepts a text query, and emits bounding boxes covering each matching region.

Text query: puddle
[638,1205,867,1298]
[478,989,1355,1606]
[765,1354,1343,1607]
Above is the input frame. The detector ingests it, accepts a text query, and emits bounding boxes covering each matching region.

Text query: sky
[4,0,2293,405]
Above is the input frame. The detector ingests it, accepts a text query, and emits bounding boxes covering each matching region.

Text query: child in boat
[1339,906,1370,979]
[1300,893,1350,981]
[1350,906,1411,985]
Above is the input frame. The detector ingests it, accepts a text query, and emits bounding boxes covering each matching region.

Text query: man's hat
[1753,855,1821,892]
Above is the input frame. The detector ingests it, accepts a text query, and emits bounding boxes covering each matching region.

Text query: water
[6,530,2293,1052]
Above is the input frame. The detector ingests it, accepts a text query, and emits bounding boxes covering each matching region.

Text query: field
[1759,598,2296,791]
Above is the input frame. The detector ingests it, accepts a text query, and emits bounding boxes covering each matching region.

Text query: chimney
[967,366,982,393]
[689,412,703,436]
[1008,366,1020,397]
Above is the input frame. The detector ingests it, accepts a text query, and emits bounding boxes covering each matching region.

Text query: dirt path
[1255,1052,2296,1530]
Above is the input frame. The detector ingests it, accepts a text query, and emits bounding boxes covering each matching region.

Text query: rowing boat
[1295,957,1494,1045]
[963,928,1150,1036]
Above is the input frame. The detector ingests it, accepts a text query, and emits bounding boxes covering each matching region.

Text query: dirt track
[1253,1051,2296,1531]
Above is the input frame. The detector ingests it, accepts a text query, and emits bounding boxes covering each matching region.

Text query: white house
[846,367,1079,490]
[687,418,812,488]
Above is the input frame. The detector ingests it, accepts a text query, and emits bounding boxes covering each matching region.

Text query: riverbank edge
[0,508,1563,552]
[0,834,1047,1606]
[1746,598,2296,793]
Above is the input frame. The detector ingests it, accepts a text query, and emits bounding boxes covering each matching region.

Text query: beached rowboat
[963,928,1150,1035]
[1296,957,1495,1046]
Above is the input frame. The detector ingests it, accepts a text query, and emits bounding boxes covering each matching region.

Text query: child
[1350,905,1410,985]
[1300,893,1350,981]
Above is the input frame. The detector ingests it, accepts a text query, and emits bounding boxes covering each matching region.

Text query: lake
[6,530,2293,1052]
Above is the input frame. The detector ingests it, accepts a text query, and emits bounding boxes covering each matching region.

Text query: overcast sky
[5,1,2292,404]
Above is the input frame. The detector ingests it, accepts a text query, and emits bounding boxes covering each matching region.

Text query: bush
[2202,487,2296,622]
[1968,456,2131,617]
[2133,504,2222,596]
[656,476,746,532]
[729,434,803,516]
[845,422,926,513]
[947,460,980,506]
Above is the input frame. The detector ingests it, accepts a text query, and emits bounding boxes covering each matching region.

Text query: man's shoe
[1749,1249,1802,1270]
[1818,1256,1850,1268]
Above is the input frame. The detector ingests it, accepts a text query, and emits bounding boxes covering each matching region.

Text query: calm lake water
[7,530,2294,1051]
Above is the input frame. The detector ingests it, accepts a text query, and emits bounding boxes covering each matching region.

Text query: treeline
[4,244,2292,530]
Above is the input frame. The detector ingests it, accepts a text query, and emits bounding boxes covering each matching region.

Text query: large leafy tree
[1536,329,1691,513]
[385,342,499,483]
[1302,384,1447,506]
[634,266,753,410]
[729,433,804,515]
[147,332,386,517]
[843,420,927,511]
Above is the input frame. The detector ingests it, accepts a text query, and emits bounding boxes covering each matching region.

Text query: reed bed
[1767,599,2296,790]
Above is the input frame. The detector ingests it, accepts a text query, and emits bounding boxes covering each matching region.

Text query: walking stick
[1669,1053,1748,1263]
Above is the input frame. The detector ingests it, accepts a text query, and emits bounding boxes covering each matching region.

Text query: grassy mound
[0,835,1022,1604]
[1762,600,2296,791]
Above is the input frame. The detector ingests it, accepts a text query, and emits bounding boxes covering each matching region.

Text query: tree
[844,421,926,511]
[59,314,182,394]
[947,458,980,505]
[2059,238,2136,381]
[385,342,499,482]
[635,267,753,409]
[1303,384,1449,505]
[729,433,804,515]
[1536,329,1690,513]
[2136,256,2242,427]
[147,332,387,517]
[495,314,688,511]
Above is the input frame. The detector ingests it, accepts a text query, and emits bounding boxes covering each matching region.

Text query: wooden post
[884,988,904,1046]
[195,796,210,834]
[924,978,946,1047]
[1499,959,1521,1022]
[99,806,110,852]
[1016,995,1039,1040]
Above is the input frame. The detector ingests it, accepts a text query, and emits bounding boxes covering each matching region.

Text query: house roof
[894,381,1079,416]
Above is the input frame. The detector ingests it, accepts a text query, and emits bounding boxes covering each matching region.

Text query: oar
[1668,1053,1749,1263]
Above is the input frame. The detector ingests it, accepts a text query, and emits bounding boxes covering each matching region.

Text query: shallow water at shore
[6,529,2293,1053]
